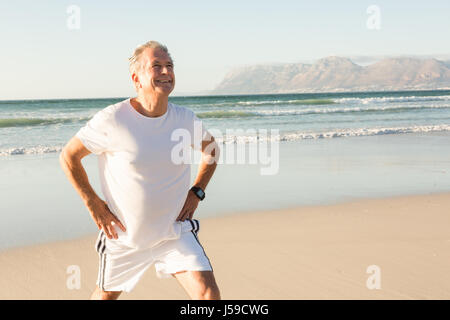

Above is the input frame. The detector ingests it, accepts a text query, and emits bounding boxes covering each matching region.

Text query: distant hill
[212,56,450,94]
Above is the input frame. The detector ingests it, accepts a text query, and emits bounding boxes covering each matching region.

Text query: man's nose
[161,66,170,74]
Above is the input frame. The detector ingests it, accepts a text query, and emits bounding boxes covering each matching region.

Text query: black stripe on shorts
[188,219,213,272]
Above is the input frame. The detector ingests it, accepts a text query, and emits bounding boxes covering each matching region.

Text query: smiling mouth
[155,79,172,84]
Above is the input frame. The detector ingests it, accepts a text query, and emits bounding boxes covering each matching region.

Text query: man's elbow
[211,141,220,160]
[59,137,91,168]
[59,145,79,170]
[203,140,220,164]
[59,147,69,168]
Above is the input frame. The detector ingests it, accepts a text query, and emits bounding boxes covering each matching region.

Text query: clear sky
[1,0,449,99]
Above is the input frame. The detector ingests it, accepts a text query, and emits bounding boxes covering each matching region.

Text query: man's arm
[59,136,125,239]
[192,136,220,191]
[176,136,220,221]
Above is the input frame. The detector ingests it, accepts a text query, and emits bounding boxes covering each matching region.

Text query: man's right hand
[87,198,126,240]
[59,137,126,240]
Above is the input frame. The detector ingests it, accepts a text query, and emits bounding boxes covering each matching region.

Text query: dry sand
[1,192,449,300]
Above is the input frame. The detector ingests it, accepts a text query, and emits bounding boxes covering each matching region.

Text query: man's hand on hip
[87,198,126,239]
[176,191,200,221]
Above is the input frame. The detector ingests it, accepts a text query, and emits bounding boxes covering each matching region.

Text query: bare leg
[90,286,122,300]
[172,270,221,300]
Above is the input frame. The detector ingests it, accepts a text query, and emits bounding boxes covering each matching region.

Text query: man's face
[135,47,175,97]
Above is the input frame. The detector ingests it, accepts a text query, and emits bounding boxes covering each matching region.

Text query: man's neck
[132,94,168,118]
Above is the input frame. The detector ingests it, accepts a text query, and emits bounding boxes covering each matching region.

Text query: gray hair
[128,41,173,75]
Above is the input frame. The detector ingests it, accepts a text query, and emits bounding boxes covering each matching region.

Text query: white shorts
[94,219,213,293]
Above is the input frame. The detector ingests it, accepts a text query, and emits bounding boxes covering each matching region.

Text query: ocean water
[1,90,450,249]
[1,90,450,156]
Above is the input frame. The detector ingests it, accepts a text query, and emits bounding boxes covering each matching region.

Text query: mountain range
[212,57,450,94]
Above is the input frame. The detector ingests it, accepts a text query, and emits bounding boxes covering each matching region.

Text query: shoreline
[1,188,449,253]
[1,191,449,299]
[3,129,450,251]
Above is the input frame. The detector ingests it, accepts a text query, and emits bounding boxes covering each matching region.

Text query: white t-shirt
[76,98,210,249]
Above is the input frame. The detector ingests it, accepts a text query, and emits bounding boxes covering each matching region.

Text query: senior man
[59,41,220,300]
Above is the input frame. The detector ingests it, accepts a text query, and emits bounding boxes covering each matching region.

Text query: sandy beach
[1,191,449,300]
[2,0,450,304]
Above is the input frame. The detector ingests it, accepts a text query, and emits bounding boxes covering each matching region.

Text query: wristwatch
[190,186,205,201]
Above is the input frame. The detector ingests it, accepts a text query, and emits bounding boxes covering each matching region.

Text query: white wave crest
[2,124,449,156]
[336,95,450,105]
[0,145,63,156]
[214,124,450,143]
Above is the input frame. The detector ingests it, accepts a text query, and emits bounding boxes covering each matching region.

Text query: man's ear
[131,72,141,90]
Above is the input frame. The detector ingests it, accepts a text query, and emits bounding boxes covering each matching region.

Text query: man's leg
[172,270,221,300]
[90,286,122,300]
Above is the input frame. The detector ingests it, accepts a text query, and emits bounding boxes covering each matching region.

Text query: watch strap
[190,186,205,200]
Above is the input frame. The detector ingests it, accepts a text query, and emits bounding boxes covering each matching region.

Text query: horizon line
[1,88,450,102]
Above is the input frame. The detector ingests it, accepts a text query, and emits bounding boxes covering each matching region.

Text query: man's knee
[201,283,221,300]
[91,286,122,300]
[197,275,221,300]
[174,270,221,300]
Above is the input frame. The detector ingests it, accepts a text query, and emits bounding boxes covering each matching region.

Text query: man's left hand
[176,190,200,221]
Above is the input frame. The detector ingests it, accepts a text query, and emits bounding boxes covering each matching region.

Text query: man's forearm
[192,153,218,191]
[59,151,102,207]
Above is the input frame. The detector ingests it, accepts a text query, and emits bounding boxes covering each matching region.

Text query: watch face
[191,187,205,199]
